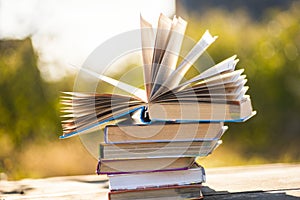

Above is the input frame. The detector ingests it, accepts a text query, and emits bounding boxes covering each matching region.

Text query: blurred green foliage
[0,39,57,144]
[0,38,75,178]
[0,2,300,179]
[186,2,300,161]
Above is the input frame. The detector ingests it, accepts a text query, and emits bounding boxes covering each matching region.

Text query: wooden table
[1,163,299,199]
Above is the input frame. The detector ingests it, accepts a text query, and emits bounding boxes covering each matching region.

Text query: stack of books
[60,14,255,200]
[97,121,224,199]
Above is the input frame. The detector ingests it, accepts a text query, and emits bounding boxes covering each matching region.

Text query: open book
[60,13,255,138]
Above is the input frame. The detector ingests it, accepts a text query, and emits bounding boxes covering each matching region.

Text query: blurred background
[0,0,300,180]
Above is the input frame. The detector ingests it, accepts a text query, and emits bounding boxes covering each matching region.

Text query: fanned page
[150,30,218,101]
[60,92,145,138]
[78,67,147,102]
[140,15,155,101]
[153,70,247,103]
[158,55,239,96]
[180,55,239,88]
[150,14,173,87]
[151,16,187,96]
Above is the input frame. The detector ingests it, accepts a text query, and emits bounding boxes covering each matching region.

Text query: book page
[175,83,245,97]
[191,75,247,91]
[193,69,244,88]
[78,67,147,102]
[150,13,173,87]
[153,75,246,98]
[168,55,239,94]
[182,55,238,86]
[140,15,155,100]
[236,86,249,100]
[61,100,144,138]
[151,30,218,100]
[151,70,245,103]
[151,16,187,96]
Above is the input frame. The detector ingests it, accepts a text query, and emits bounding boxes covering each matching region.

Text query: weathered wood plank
[0,175,109,199]
[0,163,299,199]
[203,163,300,199]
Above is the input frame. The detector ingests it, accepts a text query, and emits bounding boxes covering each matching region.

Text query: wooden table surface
[1,163,299,199]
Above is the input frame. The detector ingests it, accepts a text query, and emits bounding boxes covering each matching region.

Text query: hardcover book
[108,164,205,191]
[99,140,221,159]
[104,122,227,144]
[97,157,195,175]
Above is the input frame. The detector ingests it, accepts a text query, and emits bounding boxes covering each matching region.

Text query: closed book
[108,164,205,191]
[108,184,203,200]
[97,157,195,175]
[99,140,221,160]
[104,122,226,144]
[148,96,255,122]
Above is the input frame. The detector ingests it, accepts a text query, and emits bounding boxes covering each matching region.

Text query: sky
[0,0,175,81]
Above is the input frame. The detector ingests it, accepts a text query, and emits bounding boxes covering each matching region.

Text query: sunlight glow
[0,0,175,81]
